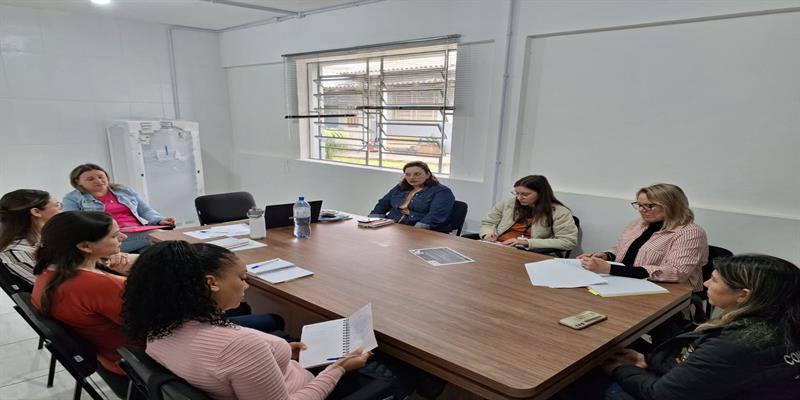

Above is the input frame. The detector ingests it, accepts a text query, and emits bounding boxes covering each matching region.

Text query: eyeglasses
[511,191,535,198]
[405,172,426,178]
[631,202,660,211]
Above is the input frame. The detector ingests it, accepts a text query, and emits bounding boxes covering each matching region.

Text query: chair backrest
[194,192,256,226]
[118,346,211,400]
[448,200,468,236]
[703,245,734,282]
[0,260,33,296]
[11,292,98,379]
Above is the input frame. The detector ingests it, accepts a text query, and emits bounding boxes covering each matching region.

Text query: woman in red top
[32,211,133,398]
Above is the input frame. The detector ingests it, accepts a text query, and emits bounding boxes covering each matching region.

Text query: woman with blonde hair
[63,163,176,252]
[580,183,708,292]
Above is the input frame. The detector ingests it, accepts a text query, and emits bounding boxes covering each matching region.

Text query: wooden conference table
[151,219,690,400]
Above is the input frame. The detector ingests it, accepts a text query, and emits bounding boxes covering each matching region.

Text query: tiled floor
[0,291,118,400]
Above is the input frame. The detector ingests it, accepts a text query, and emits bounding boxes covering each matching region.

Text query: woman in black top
[557,254,800,400]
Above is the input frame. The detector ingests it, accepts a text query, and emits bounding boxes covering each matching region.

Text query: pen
[326,356,344,361]
[250,258,280,270]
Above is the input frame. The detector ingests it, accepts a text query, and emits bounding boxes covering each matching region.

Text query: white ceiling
[0,0,369,31]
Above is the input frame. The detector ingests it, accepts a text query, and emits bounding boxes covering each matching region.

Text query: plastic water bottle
[293,196,311,238]
[247,207,266,240]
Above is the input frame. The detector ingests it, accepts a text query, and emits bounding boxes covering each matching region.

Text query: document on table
[246,258,313,284]
[409,247,474,266]
[588,276,669,297]
[525,259,608,288]
[207,237,266,252]
[184,223,250,240]
[299,304,377,368]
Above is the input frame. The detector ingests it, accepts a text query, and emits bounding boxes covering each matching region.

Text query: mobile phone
[559,311,607,330]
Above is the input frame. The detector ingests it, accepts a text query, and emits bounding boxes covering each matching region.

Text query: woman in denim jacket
[369,161,455,233]
[62,163,175,252]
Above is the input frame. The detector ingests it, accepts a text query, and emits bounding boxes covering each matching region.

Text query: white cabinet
[106,120,204,226]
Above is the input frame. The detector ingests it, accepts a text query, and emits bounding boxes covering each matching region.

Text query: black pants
[322,353,444,400]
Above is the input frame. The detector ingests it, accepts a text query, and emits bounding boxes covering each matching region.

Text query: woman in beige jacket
[479,175,578,251]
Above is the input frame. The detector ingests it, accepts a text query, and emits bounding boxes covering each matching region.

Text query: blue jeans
[228,313,285,334]
[121,231,151,253]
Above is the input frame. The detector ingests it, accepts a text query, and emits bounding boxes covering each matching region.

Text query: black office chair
[117,346,210,400]
[0,261,33,295]
[0,262,57,387]
[11,292,105,400]
[690,245,734,322]
[448,200,468,236]
[194,191,256,226]
[529,215,581,258]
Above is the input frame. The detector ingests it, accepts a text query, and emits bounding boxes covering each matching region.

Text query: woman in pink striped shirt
[122,241,371,400]
[579,183,709,292]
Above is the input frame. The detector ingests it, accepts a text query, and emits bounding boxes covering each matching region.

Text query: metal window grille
[288,41,457,174]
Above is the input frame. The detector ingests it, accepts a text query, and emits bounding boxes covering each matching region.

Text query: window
[286,39,457,174]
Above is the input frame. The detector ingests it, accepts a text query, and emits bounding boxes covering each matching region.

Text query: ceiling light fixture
[91,0,112,5]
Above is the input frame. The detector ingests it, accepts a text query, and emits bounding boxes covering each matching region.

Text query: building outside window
[286,39,457,174]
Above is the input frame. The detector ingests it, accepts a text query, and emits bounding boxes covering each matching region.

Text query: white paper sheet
[185,223,250,239]
[524,259,608,288]
[246,258,313,284]
[588,276,669,297]
[409,247,474,266]
[208,237,266,252]
[299,304,377,368]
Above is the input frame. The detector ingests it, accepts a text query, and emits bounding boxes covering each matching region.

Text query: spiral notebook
[299,303,378,368]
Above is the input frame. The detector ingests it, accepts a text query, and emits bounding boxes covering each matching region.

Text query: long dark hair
[698,254,800,349]
[0,189,50,250]
[398,161,439,191]
[512,175,566,228]
[69,163,121,192]
[34,211,113,315]
[122,241,237,341]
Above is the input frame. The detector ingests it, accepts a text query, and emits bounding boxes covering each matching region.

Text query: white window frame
[290,40,457,174]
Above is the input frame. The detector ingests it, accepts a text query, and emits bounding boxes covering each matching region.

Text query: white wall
[172,29,234,194]
[221,0,509,217]
[0,5,232,202]
[220,0,800,262]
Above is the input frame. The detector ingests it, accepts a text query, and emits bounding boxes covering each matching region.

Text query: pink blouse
[98,191,140,228]
[609,219,709,291]
[146,321,345,400]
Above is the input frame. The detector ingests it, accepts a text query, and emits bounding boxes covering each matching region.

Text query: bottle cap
[299,196,305,201]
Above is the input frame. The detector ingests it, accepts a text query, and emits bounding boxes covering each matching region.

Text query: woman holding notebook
[579,183,708,292]
[62,163,176,252]
[122,241,373,400]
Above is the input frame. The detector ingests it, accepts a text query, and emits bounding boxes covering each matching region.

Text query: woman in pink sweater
[121,241,371,400]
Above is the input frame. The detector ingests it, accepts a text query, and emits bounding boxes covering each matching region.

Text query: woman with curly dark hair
[122,241,372,400]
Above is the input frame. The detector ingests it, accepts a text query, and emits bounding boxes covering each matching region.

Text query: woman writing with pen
[478,175,578,251]
[578,183,708,292]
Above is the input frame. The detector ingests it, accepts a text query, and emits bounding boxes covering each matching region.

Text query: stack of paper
[525,259,607,288]
[185,223,250,240]
[208,237,266,252]
[246,258,313,284]
[588,276,669,297]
